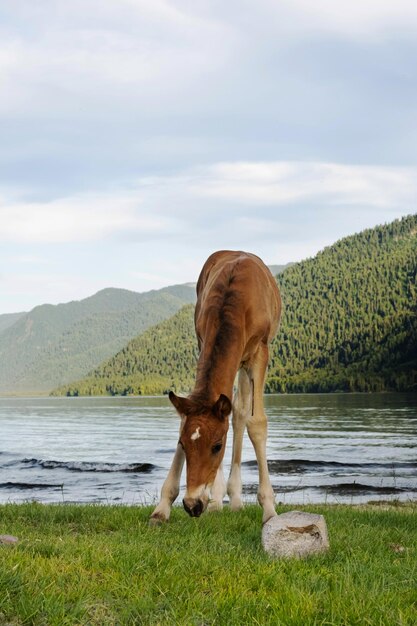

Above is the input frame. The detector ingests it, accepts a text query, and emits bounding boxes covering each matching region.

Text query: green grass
[0,503,416,625]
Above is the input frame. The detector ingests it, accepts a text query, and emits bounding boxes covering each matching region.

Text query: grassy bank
[0,503,416,625]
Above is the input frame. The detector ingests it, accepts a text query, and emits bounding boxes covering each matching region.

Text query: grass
[0,502,416,625]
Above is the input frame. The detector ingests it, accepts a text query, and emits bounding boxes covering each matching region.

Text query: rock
[0,535,19,545]
[389,543,405,553]
[262,511,329,558]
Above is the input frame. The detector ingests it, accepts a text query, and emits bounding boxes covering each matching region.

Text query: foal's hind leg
[246,343,276,524]
[227,368,251,511]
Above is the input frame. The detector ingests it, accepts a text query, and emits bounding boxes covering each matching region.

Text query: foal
[150,250,281,524]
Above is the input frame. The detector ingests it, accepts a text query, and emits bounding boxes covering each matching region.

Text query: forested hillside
[0,311,26,335]
[0,285,196,394]
[54,215,417,396]
[267,214,417,392]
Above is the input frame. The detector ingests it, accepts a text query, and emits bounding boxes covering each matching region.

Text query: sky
[1,1,417,313]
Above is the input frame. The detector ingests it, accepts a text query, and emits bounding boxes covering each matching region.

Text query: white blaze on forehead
[190,427,201,441]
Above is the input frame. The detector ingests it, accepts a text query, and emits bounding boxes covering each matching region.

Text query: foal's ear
[169,391,192,416]
[212,394,232,421]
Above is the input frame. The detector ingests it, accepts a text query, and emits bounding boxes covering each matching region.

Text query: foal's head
[169,391,231,517]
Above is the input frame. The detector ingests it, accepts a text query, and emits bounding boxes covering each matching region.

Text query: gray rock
[262,511,329,558]
[0,535,19,545]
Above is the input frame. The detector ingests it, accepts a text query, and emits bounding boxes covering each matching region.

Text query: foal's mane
[193,277,243,400]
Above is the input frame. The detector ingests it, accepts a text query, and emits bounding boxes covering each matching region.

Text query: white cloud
[4,0,416,121]
[188,161,417,209]
[7,254,48,265]
[0,1,234,116]
[0,192,180,243]
[265,0,417,39]
[0,270,113,309]
[1,2,416,314]
[1,160,415,245]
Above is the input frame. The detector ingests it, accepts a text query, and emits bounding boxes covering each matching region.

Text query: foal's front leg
[150,442,185,524]
[208,462,226,511]
[227,368,251,511]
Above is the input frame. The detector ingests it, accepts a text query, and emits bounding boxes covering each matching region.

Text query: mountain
[52,304,197,397]
[0,312,26,335]
[0,285,196,394]
[268,263,293,275]
[53,215,417,396]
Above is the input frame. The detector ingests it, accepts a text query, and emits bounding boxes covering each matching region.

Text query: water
[0,394,416,506]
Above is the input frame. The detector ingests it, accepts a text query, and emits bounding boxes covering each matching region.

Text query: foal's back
[195,250,281,358]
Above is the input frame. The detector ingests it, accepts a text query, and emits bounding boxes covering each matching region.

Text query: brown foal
[150,250,281,524]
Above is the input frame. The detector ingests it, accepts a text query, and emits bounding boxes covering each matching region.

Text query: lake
[0,394,416,506]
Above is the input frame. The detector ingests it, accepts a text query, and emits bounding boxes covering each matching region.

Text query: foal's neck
[191,320,243,405]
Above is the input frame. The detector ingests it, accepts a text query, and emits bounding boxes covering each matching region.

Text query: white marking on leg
[247,417,276,523]
[151,440,185,523]
[228,462,243,511]
[208,463,226,511]
[227,369,249,511]
[190,427,201,441]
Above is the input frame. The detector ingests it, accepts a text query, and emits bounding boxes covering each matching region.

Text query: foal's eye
[211,442,222,454]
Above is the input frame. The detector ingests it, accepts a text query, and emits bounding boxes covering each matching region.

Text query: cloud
[3,1,416,122]
[215,1,417,42]
[7,254,48,265]
[0,269,113,310]
[0,1,234,116]
[1,0,417,201]
[0,192,180,243]
[1,160,415,245]
[1,2,416,313]
[276,0,417,39]
[188,161,417,209]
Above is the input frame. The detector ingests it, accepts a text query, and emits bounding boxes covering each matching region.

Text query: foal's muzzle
[183,497,204,517]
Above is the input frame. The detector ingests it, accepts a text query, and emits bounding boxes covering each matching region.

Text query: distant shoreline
[2,390,417,399]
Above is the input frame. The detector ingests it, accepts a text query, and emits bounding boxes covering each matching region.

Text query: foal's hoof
[207,500,223,512]
[149,513,167,527]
